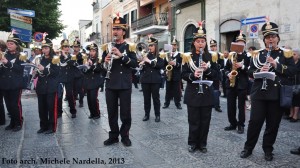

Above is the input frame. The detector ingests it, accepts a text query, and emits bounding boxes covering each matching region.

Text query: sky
[53,0,93,45]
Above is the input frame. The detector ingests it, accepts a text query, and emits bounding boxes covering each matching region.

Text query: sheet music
[192,80,213,86]
[253,72,276,81]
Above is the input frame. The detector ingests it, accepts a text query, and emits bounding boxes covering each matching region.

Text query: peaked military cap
[61,39,70,47]
[72,38,81,47]
[7,33,21,46]
[236,31,246,43]
[261,21,279,37]
[112,13,127,30]
[147,34,158,45]
[42,38,53,48]
[210,39,217,46]
[171,36,178,45]
[86,43,98,51]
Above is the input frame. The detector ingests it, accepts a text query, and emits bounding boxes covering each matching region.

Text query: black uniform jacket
[58,53,77,83]
[36,55,59,94]
[140,52,164,84]
[181,51,218,107]
[248,48,296,100]
[83,57,102,90]
[164,51,182,81]
[0,52,25,90]
[224,51,250,89]
[102,42,137,89]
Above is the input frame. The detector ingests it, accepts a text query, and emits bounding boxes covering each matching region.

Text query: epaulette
[19,52,27,62]
[219,52,224,59]
[210,51,218,63]
[52,56,60,64]
[251,49,263,58]
[281,48,293,58]
[159,52,167,59]
[82,54,88,64]
[128,43,136,52]
[228,52,237,60]
[98,56,102,63]
[101,43,108,52]
[182,52,192,65]
[71,54,77,61]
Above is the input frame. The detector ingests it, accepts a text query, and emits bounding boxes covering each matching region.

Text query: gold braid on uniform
[128,43,136,52]
[82,54,88,64]
[71,54,77,61]
[159,52,167,59]
[101,43,108,52]
[182,52,198,72]
[280,48,293,73]
[210,51,218,63]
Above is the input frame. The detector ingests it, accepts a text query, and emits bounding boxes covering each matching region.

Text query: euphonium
[136,42,149,75]
[229,52,238,87]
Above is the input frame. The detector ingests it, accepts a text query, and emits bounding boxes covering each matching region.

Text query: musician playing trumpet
[181,21,218,153]
[224,32,250,134]
[101,14,137,147]
[162,36,183,110]
[240,20,295,161]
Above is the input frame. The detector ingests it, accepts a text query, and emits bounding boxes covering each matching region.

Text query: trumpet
[198,48,204,94]
[105,36,117,79]
[261,44,272,91]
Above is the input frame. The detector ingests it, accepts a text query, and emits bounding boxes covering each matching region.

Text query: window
[123,13,129,25]
[131,9,137,23]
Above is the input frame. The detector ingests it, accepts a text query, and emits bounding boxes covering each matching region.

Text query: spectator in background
[288,49,300,122]
[0,40,7,126]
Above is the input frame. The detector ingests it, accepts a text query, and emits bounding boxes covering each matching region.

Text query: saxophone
[229,52,238,87]
[165,53,173,81]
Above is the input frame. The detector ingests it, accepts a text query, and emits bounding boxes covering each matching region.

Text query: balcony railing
[131,13,168,30]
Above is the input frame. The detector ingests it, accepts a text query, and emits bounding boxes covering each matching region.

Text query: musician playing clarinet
[101,14,137,147]
[240,19,295,161]
[181,21,218,153]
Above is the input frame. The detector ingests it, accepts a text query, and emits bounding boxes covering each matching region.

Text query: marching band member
[83,43,102,119]
[181,21,218,153]
[0,40,6,126]
[36,37,60,134]
[240,20,295,161]
[102,14,137,147]
[0,33,26,132]
[72,39,85,107]
[162,36,183,110]
[224,32,250,134]
[209,39,222,112]
[57,39,77,118]
[140,35,164,122]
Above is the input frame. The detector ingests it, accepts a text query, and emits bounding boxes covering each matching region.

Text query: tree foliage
[0,0,65,39]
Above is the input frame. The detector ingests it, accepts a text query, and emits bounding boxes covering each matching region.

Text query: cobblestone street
[1,86,300,168]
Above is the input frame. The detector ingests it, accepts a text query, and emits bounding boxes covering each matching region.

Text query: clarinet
[261,44,272,91]
[198,48,204,94]
[105,36,117,79]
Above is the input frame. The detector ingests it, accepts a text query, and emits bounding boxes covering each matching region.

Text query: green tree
[0,0,65,39]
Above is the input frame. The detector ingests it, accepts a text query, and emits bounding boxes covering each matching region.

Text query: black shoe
[88,115,94,119]
[199,147,207,153]
[155,116,160,122]
[79,103,83,108]
[240,150,252,158]
[142,115,149,121]
[0,122,5,126]
[44,130,55,134]
[224,125,236,131]
[93,115,100,119]
[5,124,14,130]
[12,125,22,132]
[71,114,76,118]
[264,152,274,161]
[290,118,298,122]
[176,104,182,109]
[37,128,47,134]
[121,138,132,147]
[162,104,169,109]
[188,145,197,153]
[290,147,300,155]
[215,107,222,112]
[103,138,119,146]
[284,116,292,120]
[237,126,244,134]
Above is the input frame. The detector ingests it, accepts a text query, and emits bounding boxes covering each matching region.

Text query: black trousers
[0,90,5,125]
[164,80,181,106]
[74,77,84,104]
[57,82,76,114]
[3,89,23,127]
[37,93,58,131]
[226,88,247,127]
[106,88,132,139]
[187,106,212,148]
[87,88,100,117]
[244,99,283,153]
[142,83,161,116]
[213,90,221,108]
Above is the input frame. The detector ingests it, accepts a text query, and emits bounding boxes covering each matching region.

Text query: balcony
[131,13,168,35]
[92,2,99,12]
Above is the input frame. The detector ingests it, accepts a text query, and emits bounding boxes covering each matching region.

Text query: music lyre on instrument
[261,44,272,91]
[105,36,117,79]
[197,48,204,94]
